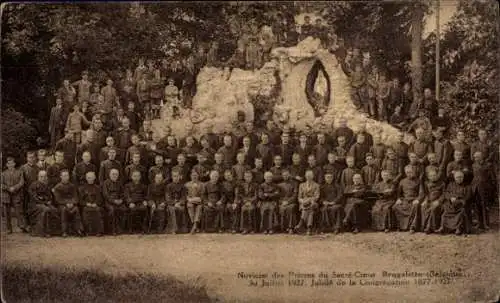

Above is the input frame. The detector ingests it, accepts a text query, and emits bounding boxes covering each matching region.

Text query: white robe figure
[314,70,328,100]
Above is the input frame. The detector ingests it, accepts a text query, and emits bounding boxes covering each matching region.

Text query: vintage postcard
[1,1,498,302]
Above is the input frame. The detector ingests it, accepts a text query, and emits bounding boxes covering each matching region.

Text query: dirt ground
[3,230,499,303]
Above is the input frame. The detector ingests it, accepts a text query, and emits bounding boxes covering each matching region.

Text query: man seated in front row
[371,170,396,232]
[78,171,104,236]
[438,170,471,235]
[420,168,445,234]
[295,170,320,235]
[165,170,187,234]
[202,170,222,232]
[258,171,280,234]
[238,170,258,234]
[342,174,368,234]
[53,170,83,237]
[125,170,148,234]
[147,172,167,233]
[278,169,298,234]
[393,165,423,233]
[185,170,204,234]
[28,170,58,237]
[102,169,126,235]
[320,172,343,234]
[221,170,238,233]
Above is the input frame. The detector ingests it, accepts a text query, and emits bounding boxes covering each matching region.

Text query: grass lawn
[2,264,212,303]
[3,210,499,302]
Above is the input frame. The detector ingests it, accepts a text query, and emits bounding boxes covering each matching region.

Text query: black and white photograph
[1,1,499,302]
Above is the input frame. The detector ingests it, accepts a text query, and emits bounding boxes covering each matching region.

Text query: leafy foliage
[321,1,428,79]
[1,108,38,162]
[1,1,497,145]
[426,0,498,139]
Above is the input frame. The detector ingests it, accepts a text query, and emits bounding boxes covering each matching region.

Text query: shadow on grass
[2,264,213,303]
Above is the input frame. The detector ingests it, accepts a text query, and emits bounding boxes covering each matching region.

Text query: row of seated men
[14,153,486,237]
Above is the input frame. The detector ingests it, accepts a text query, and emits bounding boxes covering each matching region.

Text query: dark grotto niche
[305,60,332,117]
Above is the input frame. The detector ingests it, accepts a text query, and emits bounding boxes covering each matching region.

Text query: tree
[2,2,495,146]
[410,2,425,104]
[1,3,302,143]
[428,0,499,138]
[321,1,426,80]
[1,109,38,162]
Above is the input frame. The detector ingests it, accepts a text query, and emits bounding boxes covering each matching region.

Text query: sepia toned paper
[1,1,499,302]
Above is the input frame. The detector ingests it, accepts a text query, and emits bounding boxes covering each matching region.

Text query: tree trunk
[411,3,424,105]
